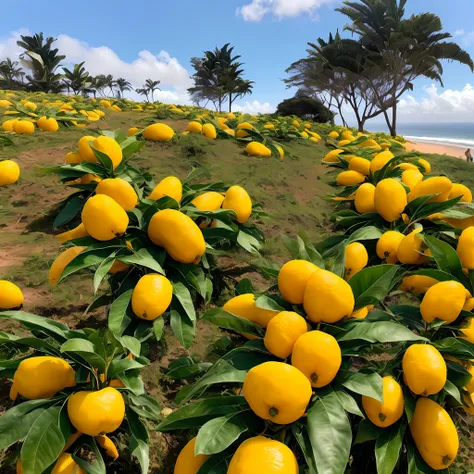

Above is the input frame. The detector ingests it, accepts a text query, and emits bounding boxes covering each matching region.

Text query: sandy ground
[405,141,469,159]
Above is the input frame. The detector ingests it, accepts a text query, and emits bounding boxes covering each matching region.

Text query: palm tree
[144,79,161,102]
[63,62,90,95]
[336,0,474,135]
[0,58,24,88]
[16,33,65,92]
[136,88,150,102]
[89,75,109,98]
[116,78,132,98]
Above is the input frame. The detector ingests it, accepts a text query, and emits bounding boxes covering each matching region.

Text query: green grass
[1,110,474,472]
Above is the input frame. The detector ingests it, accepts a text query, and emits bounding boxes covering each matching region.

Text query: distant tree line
[285,0,474,136]
[0,33,161,101]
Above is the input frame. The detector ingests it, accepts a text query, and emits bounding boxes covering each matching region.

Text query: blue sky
[1,0,474,124]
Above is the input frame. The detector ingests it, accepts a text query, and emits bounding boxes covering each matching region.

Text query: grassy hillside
[1,109,473,473]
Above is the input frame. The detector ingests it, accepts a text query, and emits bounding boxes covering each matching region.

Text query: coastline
[404,141,468,159]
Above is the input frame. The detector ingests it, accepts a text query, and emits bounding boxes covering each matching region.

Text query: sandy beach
[405,141,468,159]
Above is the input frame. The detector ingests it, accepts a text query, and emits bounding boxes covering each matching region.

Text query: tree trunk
[390,103,397,137]
[229,93,232,113]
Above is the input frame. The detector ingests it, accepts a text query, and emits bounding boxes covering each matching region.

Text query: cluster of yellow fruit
[10,355,124,473]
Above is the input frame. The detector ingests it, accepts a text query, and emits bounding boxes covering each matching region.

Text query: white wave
[405,135,474,149]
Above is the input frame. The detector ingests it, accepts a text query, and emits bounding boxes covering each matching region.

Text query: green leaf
[59,248,117,283]
[118,369,145,396]
[157,396,248,431]
[0,399,54,450]
[21,406,69,474]
[434,337,474,359]
[282,234,325,268]
[53,194,85,228]
[108,358,145,379]
[355,419,383,444]
[108,289,133,337]
[120,335,141,357]
[0,311,68,339]
[170,309,195,349]
[60,339,106,371]
[349,265,402,309]
[332,388,365,418]
[202,308,265,338]
[167,362,212,380]
[73,436,106,474]
[172,282,196,322]
[197,453,233,474]
[348,226,384,242]
[307,390,352,474]
[93,256,116,294]
[443,379,462,405]
[424,235,469,287]
[338,321,427,343]
[195,412,249,455]
[375,422,406,474]
[408,442,436,474]
[127,407,149,474]
[128,394,162,422]
[340,372,384,402]
[119,248,164,274]
[153,318,165,341]
[237,230,261,254]
[291,424,318,474]
[254,295,285,312]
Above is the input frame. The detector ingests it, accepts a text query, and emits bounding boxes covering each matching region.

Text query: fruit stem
[269,407,279,417]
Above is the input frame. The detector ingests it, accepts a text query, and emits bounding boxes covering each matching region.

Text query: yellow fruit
[68,387,125,436]
[328,131,339,138]
[192,191,224,211]
[81,173,101,184]
[399,275,438,295]
[49,246,86,286]
[127,127,139,136]
[349,157,371,176]
[460,317,474,343]
[2,118,17,131]
[398,162,419,171]
[402,344,446,395]
[108,259,131,274]
[23,101,37,110]
[243,361,312,424]
[236,129,249,138]
[187,121,203,133]
[465,363,474,393]
[78,135,97,161]
[417,158,431,173]
[143,123,174,141]
[222,185,252,224]
[237,122,253,130]
[362,376,404,428]
[13,120,35,134]
[376,231,404,264]
[51,453,85,474]
[397,228,425,265]
[449,183,472,203]
[338,139,352,146]
[457,227,474,269]
[0,280,24,309]
[37,116,59,132]
[174,437,209,474]
[264,311,308,359]
[351,305,374,319]
[402,169,423,190]
[0,99,12,107]
[303,269,355,323]
[0,160,20,186]
[463,392,474,415]
[369,150,394,172]
[10,356,75,400]
[322,149,344,163]
[360,139,382,150]
[82,195,129,241]
[16,459,23,474]
[202,123,217,139]
[409,177,453,203]
[65,152,82,165]
[96,435,119,460]
[132,274,173,320]
[148,209,205,264]
[224,129,235,137]
[420,281,466,323]
[291,330,341,387]
[336,170,365,186]
[92,136,123,169]
[410,398,458,470]
[149,176,182,202]
[227,436,298,474]
[245,141,272,157]
[354,183,376,214]
[278,260,319,304]
[96,178,138,211]
[223,293,278,328]
[374,179,407,222]
[345,242,368,279]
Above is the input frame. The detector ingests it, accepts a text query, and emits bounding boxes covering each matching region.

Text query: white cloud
[453,28,474,47]
[397,83,474,122]
[237,0,336,22]
[234,100,275,114]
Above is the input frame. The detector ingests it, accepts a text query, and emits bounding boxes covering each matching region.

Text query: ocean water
[393,122,474,149]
